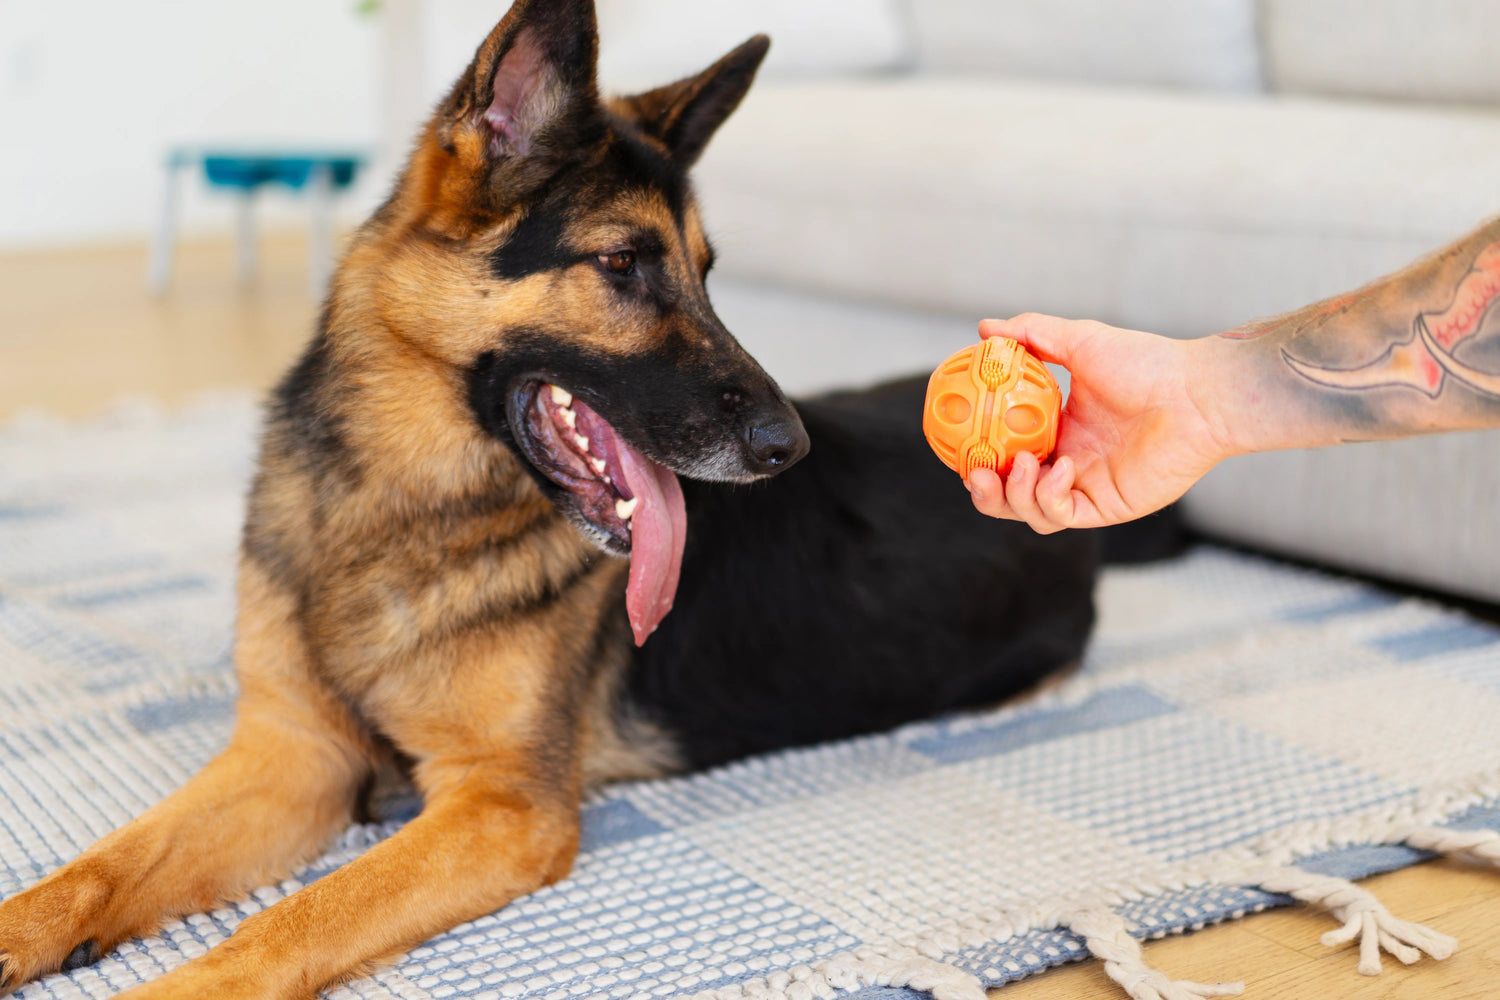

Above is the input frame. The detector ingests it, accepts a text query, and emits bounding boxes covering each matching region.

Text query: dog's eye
[598,250,636,275]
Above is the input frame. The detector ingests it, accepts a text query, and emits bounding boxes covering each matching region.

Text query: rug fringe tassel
[1066,908,1244,1000]
[1401,822,1500,866]
[1245,864,1455,975]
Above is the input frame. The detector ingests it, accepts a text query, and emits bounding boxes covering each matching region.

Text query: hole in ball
[936,392,972,424]
[1004,403,1044,435]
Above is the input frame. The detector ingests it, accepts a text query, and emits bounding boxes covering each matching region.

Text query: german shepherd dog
[0,1,1105,996]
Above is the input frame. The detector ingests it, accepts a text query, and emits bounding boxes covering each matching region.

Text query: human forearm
[1197,217,1500,457]
[969,218,1500,532]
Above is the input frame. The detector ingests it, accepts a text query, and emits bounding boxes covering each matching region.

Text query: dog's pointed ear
[610,35,770,168]
[441,0,601,167]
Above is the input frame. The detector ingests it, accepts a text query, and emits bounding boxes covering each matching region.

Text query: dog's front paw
[0,939,100,996]
[61,938,102,972]
[0,877,113,994]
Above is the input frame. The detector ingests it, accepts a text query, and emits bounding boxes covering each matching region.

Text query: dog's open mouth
[519,382,686,645]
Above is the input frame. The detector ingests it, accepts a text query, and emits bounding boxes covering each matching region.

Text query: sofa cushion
[596,0,910,90]
[1182,430,1500,604]
[1264,0,1500,106]
[694,77,1500,339]
[907,0,1261,91]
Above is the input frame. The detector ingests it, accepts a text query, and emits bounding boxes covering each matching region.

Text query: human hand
[966,314,1234,532]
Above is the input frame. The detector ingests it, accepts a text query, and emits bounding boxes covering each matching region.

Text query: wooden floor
[0,233,317,420]
[2,237,1499,999]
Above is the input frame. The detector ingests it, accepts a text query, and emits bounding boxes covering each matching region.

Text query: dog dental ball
[923,337,1061,478]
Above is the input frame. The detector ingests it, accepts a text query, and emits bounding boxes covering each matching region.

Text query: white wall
[0,0,864,250]
[0,0,384,249]
[381,0,510,184]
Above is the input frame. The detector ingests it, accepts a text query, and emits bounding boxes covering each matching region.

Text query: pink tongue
[615,442,686,646]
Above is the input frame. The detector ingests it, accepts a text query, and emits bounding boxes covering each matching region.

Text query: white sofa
[601,0,1500,603]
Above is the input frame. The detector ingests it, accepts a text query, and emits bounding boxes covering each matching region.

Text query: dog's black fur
[631,375,1103,768]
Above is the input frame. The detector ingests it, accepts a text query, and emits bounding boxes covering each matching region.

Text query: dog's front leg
[0,563,372,994]
[113,757,581,1000]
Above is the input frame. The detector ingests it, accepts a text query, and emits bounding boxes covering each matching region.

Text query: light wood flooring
[1,236,1497,999]
[1,233,316,420]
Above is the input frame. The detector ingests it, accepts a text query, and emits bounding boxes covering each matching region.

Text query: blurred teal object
[150,148,370,298]
[198,153,364,192]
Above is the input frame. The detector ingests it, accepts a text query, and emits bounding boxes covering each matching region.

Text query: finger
[1033,455,1078,528]
[1003,451,1062,535]
[978,314,1074,367]
[1047,458,1114,530]
[966,467,1014,519]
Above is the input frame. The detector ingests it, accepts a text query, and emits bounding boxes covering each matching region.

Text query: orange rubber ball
[923,337,1061,478]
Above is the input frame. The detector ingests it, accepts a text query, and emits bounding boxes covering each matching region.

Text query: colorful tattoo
[1282,241,1500,399]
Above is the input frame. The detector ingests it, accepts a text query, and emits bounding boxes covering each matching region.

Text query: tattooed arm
[967,217,1500,532]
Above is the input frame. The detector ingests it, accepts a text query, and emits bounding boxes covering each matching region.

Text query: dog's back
[630,375,1101,767]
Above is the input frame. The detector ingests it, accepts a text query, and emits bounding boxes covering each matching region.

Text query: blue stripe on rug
[1279,591,1401,623]
[126,694,236,734]
[0,503,59,520]
[1373,620,1500,660]
[905,686,1176,765]
[580,799,670,852]
[59,575,213,608]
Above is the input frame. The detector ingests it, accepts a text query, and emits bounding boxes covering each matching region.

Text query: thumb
[978,313,1079,368]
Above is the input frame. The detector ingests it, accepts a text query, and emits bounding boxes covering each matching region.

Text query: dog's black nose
[744,412,810,474]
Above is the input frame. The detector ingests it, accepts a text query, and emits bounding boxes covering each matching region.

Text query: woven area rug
[3,396,1500,1000]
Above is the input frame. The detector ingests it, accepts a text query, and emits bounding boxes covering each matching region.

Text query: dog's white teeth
[574,433,590,453]
[549,385,573,407]
[615,497,638,521]
[561,408,577,430]
[590,456,608,476]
